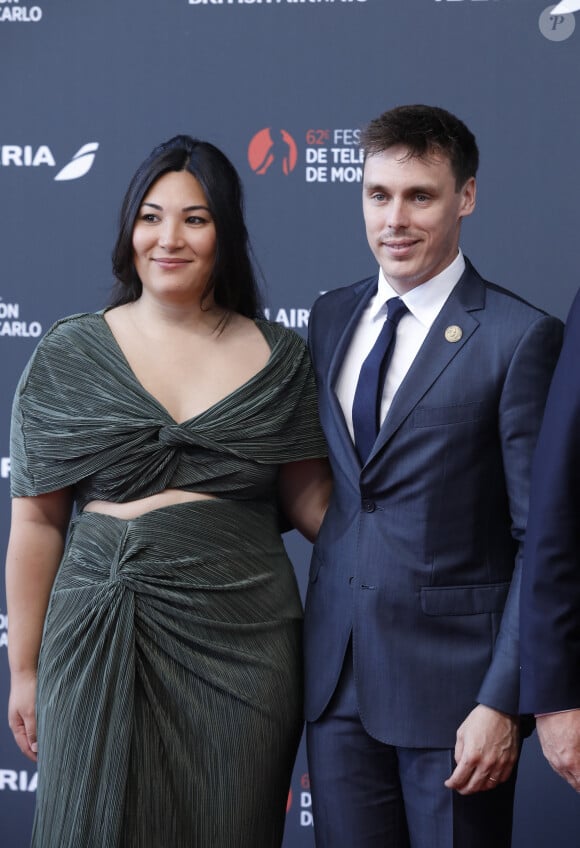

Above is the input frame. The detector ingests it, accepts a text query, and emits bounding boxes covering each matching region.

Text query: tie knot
[386,297,408,326]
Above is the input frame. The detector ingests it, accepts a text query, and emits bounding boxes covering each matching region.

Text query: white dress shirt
[335,251,466,441]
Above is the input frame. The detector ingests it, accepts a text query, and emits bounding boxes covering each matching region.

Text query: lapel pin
[444,325,463,343]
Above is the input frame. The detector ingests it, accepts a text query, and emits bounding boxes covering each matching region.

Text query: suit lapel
[328,277,377,390]
[367,265,485,462]
[322,276,377,473]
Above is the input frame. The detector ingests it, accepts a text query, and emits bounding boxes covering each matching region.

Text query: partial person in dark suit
[304,104,563,847]
[521,289,580,793]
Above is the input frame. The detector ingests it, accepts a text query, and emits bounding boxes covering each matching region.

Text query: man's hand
[444,704,519,795]
[536,710,580,792]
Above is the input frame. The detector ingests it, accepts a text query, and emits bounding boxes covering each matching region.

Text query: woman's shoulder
[16,312,109,394]
[254,317,307,351]
[41,311,106,345]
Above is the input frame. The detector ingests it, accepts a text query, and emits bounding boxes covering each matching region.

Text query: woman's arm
[6,490,73,761]
[278,458,332,543]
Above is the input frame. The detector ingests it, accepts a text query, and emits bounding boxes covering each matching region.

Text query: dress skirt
[32,500,304,848]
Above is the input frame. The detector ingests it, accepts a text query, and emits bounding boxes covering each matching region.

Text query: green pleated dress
[10,313,327,848]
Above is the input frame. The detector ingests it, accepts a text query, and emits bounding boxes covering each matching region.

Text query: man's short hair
[360,104,479,190]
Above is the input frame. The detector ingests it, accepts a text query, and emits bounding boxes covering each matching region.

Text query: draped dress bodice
[11,312,326,509]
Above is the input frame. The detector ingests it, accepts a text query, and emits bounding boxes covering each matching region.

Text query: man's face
[362,145,476,294]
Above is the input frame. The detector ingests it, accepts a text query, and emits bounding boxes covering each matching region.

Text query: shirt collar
[370,250,466,328]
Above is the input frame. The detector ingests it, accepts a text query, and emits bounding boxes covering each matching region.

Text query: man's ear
[459,177,476,220]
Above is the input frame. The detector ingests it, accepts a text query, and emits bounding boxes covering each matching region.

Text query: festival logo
[248,126,363,184]
[248,129,298,176]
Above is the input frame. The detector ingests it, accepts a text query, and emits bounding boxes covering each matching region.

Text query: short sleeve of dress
[9,313,134,498]
[283,351,328,461]
[10,359,35,496]
[254,321,327,464]
[10,317,86,497]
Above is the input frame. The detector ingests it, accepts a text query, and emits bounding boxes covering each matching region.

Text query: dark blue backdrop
[2,1,580,844]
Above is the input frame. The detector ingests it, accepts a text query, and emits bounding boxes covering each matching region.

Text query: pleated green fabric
[10,313,327,848]
[11,313,326,509]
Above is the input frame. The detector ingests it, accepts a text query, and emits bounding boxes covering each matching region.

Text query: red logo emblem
[248,128,298,176]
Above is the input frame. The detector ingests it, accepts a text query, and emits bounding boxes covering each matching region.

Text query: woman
[6,135,330,847]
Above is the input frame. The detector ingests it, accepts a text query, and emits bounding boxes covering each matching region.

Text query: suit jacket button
[362,499,376,512]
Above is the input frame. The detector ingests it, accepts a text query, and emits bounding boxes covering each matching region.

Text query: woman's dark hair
[111,135,262,317]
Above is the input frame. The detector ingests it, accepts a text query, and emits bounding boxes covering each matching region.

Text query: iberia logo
[54,143,99,181]
[248,128,298,176]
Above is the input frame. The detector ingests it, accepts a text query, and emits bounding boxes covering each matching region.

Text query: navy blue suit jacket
[520,289,580,714]
[305,259,563,748]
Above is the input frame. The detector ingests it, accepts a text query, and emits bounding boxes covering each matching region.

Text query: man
[304,104,563,847]
[520,289,580,794]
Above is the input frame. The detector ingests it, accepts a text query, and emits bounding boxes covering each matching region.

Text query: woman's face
[132,169,217,304]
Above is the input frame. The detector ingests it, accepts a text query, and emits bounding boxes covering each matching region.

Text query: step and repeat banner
[2,1,580,844]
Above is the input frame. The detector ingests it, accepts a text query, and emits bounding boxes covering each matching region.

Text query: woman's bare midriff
[83,489,217,520]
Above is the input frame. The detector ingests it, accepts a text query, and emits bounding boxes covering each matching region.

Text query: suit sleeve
[520,292,580,714]
[476,312,563,714]
[307,294,323,374]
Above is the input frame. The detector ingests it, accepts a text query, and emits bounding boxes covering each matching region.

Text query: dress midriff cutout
[83,488,217,520]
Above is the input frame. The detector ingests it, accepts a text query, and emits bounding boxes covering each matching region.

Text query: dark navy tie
[352,296,408,463]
